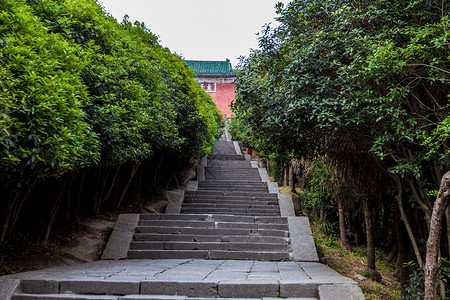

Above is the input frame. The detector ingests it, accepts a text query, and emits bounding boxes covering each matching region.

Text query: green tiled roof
[186,59,237,75]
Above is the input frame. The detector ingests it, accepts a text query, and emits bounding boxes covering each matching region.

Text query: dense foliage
[0,0,222,250]
[231,0,449,296]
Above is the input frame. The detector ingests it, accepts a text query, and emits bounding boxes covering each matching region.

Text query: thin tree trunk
[116,163,140,209]
[391,173,424,266]
[289,161,296,193]
[1,193,18,244]
[338,201,350,250]
[4,183,35,242]
[446,207,450,258]
[363,200,376,271]
[424,171,450,300]
[283,166,288,186]
[42,177,68,246]
[376,159,424,266]
[75,169,86,217]
[387,242,397,262]
[99,165,121,207]
[395,198,410,297]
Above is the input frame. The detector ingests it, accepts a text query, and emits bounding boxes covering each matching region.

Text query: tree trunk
[41,177,68,246]
[283,166,288,186]
[391,173,424,266]
[445,207,450,258]
[387,242,397,262]
[338,201,350,250]
[363,200,381,282]
[75,169,86,217]
[395,198,411,296]
[289,162,296,193]
[115,163,140,209]
[424,171,450,300]
[364,200,376,270]
[99,165,121,207]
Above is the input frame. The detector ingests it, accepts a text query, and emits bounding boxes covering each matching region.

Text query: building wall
[197,76,236,119]
[209,82,235,119]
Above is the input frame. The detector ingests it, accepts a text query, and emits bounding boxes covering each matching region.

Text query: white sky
[99,0,290,68]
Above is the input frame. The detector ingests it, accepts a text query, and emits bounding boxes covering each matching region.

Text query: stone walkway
[0,133,364,299]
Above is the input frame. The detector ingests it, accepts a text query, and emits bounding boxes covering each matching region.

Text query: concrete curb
[233,141,241,155]
[101,214,140,260]
[186,181,198,191]
[267,182,279,194]
[288,217,319,262]
[258,168,271,182]
[165,189,185,214]
[196,166,205,181]
[279,193,295,217]
[0,278,20,300]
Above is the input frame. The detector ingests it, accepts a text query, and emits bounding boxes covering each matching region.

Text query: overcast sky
[99,0,290,68]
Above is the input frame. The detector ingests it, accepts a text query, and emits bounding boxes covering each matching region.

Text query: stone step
[8,260,360,299]
[205,170,260,175]
[181,203,279,210]
[133,233,290,244]
[128,249,292,260]
[184,191,278,199]
[197,187,269,193]
[13,295,119,300]
[12,295,316,300]
[183,199,279,205]
[138,220,288,230]
[180,207,279,214]
[139,214,288,224]
[198,180,267,186]
[135,226,288,237]
[129,241,290,252]
[207,155,245,160]
[206,160,253,168]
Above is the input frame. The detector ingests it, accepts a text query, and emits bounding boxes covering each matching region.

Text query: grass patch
[311,222,401,299]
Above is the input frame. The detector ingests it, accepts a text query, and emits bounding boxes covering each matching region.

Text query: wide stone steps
[12,295,316,300]
[207,154,245,160]
[184,191,277,199]
[197,182,269,193]
[134,234,289,244]
[127,214,291,261]
[183,198,279,206]
[206,160,252,168]
[180,207,279,216]
[128,249,291,260]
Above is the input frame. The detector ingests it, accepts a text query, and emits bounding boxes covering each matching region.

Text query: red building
[186,59,237,120]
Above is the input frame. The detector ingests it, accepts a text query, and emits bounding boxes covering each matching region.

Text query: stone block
[233,141,241,155]
[186,181,198,191]
[267,182,279,194]
[196,166,205,181]
[0,277,20,300]
[101,214,139,260]
[318,284,365,300]
[258,168,271,182]
[218,282,279,298]
[279,193,295,217]
[165,190,185,214]
[19,279,59,294]
[279,282,318,298]
[141,281,218,297]
[59,280,139,295]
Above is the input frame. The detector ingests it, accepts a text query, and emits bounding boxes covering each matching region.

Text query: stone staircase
[1,134,364,300]
[128,214,291,260]
[126,139,291,261]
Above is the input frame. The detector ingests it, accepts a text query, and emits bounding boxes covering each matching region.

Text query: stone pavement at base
[0,132,365,300]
